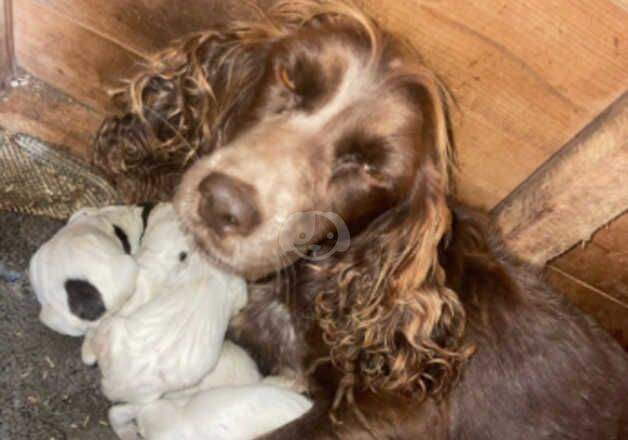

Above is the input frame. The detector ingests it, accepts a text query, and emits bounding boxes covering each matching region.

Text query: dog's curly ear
[92,30,267,203]
[315,67,472,405]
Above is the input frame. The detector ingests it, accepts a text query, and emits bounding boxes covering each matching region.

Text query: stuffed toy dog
[81,203,248,405]
[29,204,152,336]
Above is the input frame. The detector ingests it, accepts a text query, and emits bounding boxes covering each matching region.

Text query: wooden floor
[0,0,626,349]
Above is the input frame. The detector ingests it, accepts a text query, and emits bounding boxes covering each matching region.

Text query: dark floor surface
[0,210,114,440]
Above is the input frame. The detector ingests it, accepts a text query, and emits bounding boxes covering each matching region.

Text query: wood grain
[0,0,16,89]
[547,265,628,350]
[0,74,102,159]
[493,91,628,265]
[13,0,143,112]
[551,213,628,306]
[26,0,270,55]
[359,0,628,207]
[548,213,628,347]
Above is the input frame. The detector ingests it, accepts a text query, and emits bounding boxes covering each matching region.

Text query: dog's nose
[197,172,261,237]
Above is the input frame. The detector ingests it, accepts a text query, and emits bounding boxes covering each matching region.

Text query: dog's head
[174,2,453,282]
[171,1,472,402]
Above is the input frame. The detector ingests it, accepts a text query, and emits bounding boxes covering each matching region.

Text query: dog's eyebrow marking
[113,224,131,254]
[139,202,157,241]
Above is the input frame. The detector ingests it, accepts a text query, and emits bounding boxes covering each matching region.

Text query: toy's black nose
[198,172,261,237]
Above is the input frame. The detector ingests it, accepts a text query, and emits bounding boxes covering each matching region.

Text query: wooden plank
[548,213,628,350]
[547,267,628,350]
[359,0,628,207]
[13,0,143,112]
[550,213,628,306]
[28,0,269,55]
[0,74,103,160]
[0,0,16,89]
[493,91,628,265]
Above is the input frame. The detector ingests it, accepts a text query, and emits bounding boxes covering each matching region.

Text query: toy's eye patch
[113,225,131,254]
[138,202,157,241]
[65,279,106,321]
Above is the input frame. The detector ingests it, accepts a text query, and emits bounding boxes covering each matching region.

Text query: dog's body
[29,205,147,336]
[95,1,628,438]
[444,208,628,440]
[231,206,628,439]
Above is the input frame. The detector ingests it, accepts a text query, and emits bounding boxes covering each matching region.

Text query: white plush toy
[108,341,312,440]
[32,202,310,439]
[81,203,248,407]
[120,383,312,440]
[29,204,149,336]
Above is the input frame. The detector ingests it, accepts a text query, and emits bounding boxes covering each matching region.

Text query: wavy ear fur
[314,68,471,406]
[93,29,266,203]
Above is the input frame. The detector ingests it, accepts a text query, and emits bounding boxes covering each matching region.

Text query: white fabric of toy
[108,341,312,440]
[31,202,311,440]
[81,203,248,405]
[29,205,147,336]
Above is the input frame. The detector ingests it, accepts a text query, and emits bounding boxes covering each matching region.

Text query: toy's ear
[38,306,83,337]
[65,279,106,321]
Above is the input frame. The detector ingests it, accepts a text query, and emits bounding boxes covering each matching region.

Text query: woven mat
[0,131,120,219]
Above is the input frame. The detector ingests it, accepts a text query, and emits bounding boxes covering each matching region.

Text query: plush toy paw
[262,372,308,394]
[109,404,140,440]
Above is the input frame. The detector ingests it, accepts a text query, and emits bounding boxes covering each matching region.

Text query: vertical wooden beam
[0,0,16,90]
[493,91,628,265]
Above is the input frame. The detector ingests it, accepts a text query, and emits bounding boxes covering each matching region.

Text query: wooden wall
[0,0,15,88]
[1,0,627,345]
[549,214,628,348]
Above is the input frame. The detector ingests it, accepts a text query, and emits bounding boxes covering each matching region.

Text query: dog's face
[176,24,444,280]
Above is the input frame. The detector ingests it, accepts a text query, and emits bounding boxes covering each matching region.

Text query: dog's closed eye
[333,135,389,179]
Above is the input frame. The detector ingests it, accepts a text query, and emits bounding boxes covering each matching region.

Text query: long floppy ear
[377,67,472,394]
[314,67,472,407]
[92,28,269,203]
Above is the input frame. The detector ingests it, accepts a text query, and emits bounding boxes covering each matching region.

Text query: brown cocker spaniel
[94,2,628,438]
